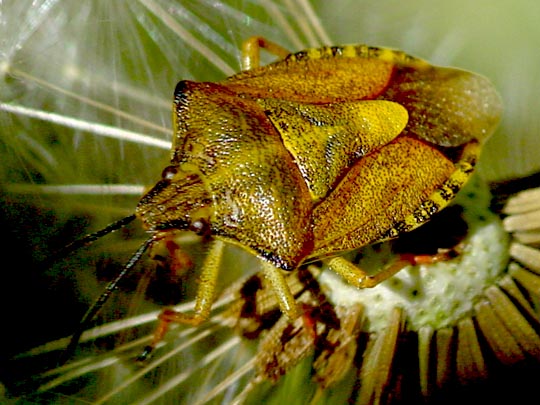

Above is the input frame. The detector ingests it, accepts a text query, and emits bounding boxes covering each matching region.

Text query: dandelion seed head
[321,177,510,332]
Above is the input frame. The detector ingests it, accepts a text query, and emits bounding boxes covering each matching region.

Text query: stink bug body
[63,37,502,357]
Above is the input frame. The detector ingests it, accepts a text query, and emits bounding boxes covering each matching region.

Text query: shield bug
[62,36,502,358]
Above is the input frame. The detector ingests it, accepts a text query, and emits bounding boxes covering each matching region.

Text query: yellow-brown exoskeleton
[64,37,502,358]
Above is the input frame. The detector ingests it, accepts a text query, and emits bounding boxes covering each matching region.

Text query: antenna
[44,213,148,364]
[45,214,138,267]
[59,235,154,364]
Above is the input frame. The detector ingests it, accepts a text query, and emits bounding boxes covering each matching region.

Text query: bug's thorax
[137,80,317,270]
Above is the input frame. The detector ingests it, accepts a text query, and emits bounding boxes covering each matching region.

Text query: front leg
[140,239,224,359]
[260,260,300,321]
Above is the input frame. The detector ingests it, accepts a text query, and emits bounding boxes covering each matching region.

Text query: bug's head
[135,164,214,236]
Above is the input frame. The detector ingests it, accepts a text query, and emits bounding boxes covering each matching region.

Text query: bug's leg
[326,256,413,289]
[260,260,300,321]
[398,245,463,266]
[148,232,194,277]
[328,247,463,290]
[140,239,224,359]
[241,36,291,71]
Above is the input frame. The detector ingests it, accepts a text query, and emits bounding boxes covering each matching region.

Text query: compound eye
[190,218,211,236]
[161,165,178,180]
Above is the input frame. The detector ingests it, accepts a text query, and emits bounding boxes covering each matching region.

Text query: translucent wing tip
[440,69,503,145]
